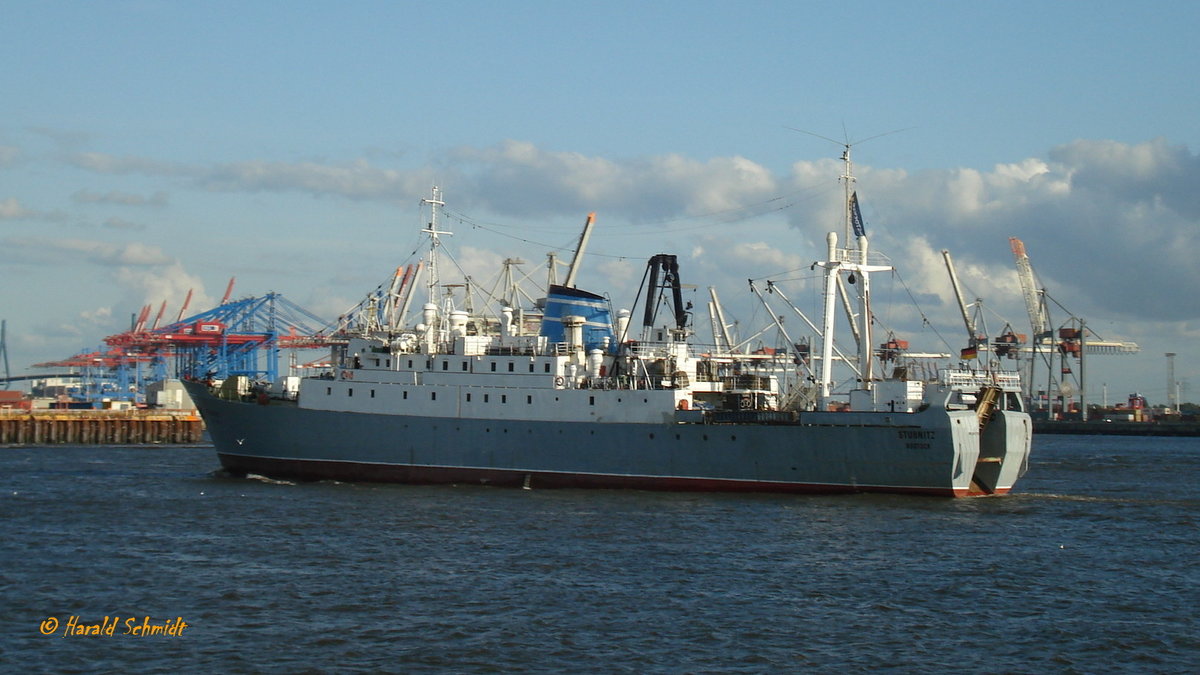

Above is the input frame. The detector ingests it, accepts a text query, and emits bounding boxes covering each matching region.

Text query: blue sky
[2,1,1197,404]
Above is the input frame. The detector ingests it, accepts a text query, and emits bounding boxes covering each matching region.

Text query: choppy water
[2,435,1197,673]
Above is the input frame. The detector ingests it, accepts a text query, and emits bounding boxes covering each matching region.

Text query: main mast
[421,186,450,306]
[817,147,891,409]
[841,147,855,243]
[420,186,451,353]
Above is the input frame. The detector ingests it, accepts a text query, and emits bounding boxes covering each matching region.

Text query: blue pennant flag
[850,191,867,237]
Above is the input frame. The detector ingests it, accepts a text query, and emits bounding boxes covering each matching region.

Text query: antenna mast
[421,187,452,307]
[841,145,855,243]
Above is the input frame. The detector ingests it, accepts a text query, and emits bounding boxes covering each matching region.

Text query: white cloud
[199,159,438,201]
[69,152,181,176]
[0,236,174,270]
[114,260,211,315]
[73,190,168,207]
[452,140,778,220]
[54,138,1200,328]
[0,145,22,167]
[0,197,32,220]
[103,217,147,231]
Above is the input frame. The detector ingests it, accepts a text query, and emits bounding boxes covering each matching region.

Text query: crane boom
[175,289,194,323]
[151,301,167,330]
[220,277,236,305]
[941,249,977,343]
[563,212,596,288]
[708,286,734,353]
[1009,237,1047,338]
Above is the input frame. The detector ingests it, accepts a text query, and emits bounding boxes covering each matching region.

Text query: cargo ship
[186,158,1032,497]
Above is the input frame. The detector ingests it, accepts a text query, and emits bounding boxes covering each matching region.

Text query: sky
[1,0,1197,405]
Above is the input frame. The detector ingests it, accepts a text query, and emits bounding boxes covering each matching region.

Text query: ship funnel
[501,306,513,337]
[539,285,615,353]
[564,315,585,363]
[449,310,469,338]
[616,309,631,344]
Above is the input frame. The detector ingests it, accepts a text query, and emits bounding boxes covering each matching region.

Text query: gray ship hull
[186,381,1031,497]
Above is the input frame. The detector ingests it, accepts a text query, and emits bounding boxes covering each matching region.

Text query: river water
[2,435,1197,673]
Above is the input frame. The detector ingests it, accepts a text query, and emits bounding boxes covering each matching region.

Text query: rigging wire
[890,269,955,354]
[436,180,836,261]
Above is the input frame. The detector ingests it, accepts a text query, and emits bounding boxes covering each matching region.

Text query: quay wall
[1033,419,1200,437]
[0,410,204,445]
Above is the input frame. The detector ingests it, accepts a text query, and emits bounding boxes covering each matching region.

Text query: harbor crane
[35,283,337,406]
[1008,237,1138,420]
[941,249,1026,362]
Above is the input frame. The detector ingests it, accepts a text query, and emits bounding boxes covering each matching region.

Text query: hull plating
[189,382,1027,497]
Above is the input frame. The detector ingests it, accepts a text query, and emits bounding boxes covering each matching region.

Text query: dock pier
[0,410,204,445]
